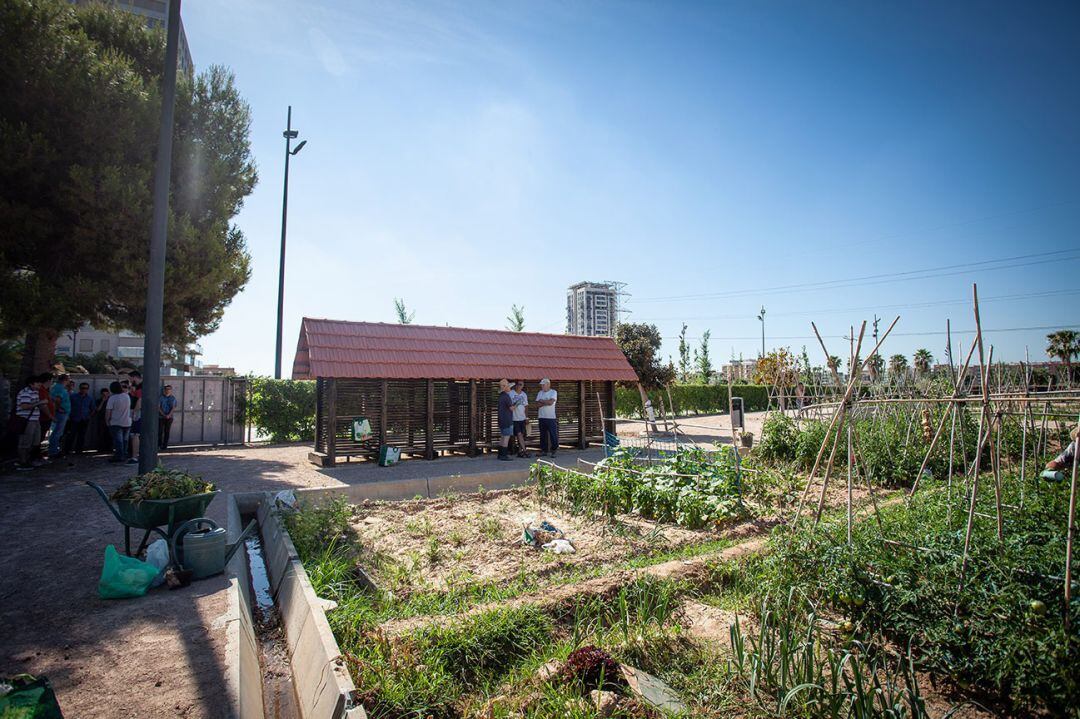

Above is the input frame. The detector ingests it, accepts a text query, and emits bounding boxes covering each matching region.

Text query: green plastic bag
[98,545,158,599]
[0,675,64,718]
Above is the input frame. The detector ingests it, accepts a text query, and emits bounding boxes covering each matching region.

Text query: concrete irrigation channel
[226,465,548,719]
[223,460,884,718]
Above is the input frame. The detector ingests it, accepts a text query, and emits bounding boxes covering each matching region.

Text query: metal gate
[73,375,247,447]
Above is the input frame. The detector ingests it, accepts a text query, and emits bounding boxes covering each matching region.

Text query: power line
[636,249,1080,303]
[637,288,1080,322]
[667,323,1080,342]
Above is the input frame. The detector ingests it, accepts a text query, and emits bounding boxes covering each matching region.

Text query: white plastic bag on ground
[145,538,170,587]
[542,539,576,554]
[274,489,298,511]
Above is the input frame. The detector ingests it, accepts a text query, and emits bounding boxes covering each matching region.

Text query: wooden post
[326,378,337,466]
[605,381,616,436]
[379,379,388,447]
[425,378,435,460]
[468,380,477,456]
[315,377,324,453]
[578,380,587,449]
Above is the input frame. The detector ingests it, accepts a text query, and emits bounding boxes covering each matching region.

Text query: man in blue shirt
[65,382,94,454]
[158,384,177,450]
[47,374,71,458]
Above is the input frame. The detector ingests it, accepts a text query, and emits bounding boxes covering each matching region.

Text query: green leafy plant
[245,376,316,442]
[110,466,214,501]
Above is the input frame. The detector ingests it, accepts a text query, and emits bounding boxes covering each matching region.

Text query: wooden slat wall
[329,379,382,456]
[317,376,607,461]
[582,380,611,440]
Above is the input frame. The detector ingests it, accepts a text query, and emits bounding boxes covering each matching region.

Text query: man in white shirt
[510,380,530,458]
[105,380,133,463]
[535,378,558,458]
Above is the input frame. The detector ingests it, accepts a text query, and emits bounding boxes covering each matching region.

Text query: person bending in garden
[535,378,558,458]
[497,379,515,461]
[511,380,531,458]
[1046,425,1078,472]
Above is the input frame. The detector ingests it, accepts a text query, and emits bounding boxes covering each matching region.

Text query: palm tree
[913,348,934,376]
[889,354,909,379]
[868,353,884,382]
[826,355,841,374]
[1047,329,1079,380]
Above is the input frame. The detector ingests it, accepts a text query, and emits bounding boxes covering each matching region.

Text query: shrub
[757,413,798,464]
[246,376,316,442]
[794,420,828,469]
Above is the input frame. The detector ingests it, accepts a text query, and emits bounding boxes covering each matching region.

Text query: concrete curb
[259,494,366,719]
[223,493,266,719]
[294,467,533,504]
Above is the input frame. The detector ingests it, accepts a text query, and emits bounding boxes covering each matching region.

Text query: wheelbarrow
[87,481,219,558]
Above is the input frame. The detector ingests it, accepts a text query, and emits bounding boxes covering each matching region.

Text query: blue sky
[183,0,1080,375]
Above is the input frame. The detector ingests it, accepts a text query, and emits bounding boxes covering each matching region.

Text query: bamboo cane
[795,317,896,522]
[813,323,868,526]
[910,337,979,494]
[1064,410,1079,638]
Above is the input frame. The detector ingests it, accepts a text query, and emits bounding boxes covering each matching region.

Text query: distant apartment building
[722,359,758,383]
[56,324,203,376]
[72,0,194,76]
[566,281,623,337]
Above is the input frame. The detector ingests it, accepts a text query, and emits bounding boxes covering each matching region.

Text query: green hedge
[614,384,769,418]
[246,377,316,443]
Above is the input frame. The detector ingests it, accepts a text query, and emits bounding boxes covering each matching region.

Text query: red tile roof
[292,319,639,382]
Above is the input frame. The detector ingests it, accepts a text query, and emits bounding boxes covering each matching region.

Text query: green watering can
[1040,470,1067,482]
[171,518,257,580]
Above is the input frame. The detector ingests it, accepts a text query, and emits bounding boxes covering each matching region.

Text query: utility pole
[873,314,880,344]
[139,0,182,474]
[756,306,766,357]
[274,106,306,379]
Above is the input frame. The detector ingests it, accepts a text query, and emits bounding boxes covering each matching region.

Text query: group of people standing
[496,378,559,461]
[12,372,178,470]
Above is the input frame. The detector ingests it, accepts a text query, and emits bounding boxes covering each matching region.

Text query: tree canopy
[394,298,415,324]
[505,304,525,332]
[0,0,257,373]
[1046,329,1078,377]
[615,323,675,390]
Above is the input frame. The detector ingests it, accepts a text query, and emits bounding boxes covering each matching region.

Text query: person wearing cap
[47,373,71,458]
[497,379,515,461]
[535,378,558,458]
[1046,425,1079,472]
[510,380,531,458]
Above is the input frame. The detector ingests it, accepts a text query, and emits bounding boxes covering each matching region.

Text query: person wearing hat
[497,379,515,461]
[510,380,531,458]
[535,378,558,458]
[1046,425,1079,472]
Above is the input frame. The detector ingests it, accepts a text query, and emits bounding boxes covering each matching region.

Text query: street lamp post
[139,0,182,474]
[274,106,307,380]
[756,306,766,357]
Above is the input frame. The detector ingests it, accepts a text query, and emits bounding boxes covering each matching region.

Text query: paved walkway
[0,443,603,718]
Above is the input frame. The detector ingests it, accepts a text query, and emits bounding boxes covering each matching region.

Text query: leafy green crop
[533,447,746,530]
[752,477,1078,713]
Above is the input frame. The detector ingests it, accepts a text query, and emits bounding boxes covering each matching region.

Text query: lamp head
[283,129,299,139]
[291,140,307,155]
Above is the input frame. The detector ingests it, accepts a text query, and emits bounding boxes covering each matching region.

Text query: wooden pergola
[292,319,638,466]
